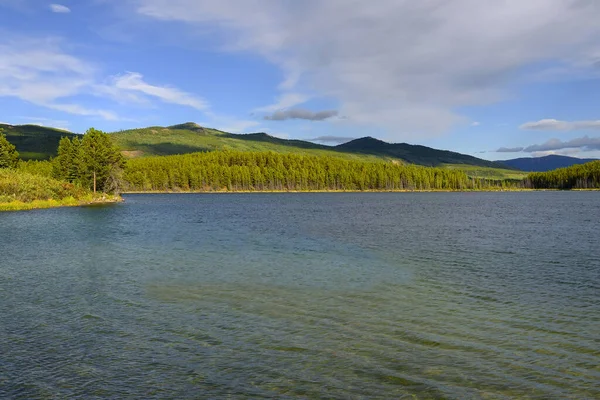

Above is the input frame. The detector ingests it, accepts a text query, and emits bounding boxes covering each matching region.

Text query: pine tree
[78,128,125,194]
[0,129,19,169]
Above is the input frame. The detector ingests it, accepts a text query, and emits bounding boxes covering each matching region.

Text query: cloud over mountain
[264,109,338,121]
[136,0,600,138]
[523,136,600,152]
[520,119,600,131]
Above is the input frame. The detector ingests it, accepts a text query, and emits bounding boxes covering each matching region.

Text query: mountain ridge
[3,122,516,172]
[336,137,503,168]
[499,155,598,172]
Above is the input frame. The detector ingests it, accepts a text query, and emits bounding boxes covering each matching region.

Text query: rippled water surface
[1,192,599,399]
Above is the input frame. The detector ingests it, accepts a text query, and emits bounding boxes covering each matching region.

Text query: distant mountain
[499,155,599,172]
[4,121,514,173]
[0,123,76,160]
[336,137,505,168]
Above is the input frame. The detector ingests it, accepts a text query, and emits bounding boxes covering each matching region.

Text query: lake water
[1,192,599,399]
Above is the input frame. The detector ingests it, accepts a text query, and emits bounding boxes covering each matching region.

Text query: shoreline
[0,195,123,212]
[121,188,600,194]
[3,189,596,211]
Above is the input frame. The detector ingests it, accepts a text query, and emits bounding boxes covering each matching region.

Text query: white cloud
[0,39,211,121]
[523,136,600,152]
[110,72,209,110]
[471,121,481,127]
[0,38,116,120]
[520,119,600,131]
[496,136,600,154]
[135,0,600,139]
[47,103,119,121]
[214,118,259,133]
[49,4,70,13]
[254,92,310,112]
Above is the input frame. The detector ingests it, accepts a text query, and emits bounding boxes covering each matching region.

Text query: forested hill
[499,155,598,172]
[110,123,513,169]
[0,123,77,160]
[336,137,502,168]
[5,121,512,170]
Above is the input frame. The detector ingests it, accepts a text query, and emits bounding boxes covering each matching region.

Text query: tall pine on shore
[53,128,124,194]
[0,129,20,169]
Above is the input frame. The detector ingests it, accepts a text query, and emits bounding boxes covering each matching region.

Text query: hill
[112,124,512,169]
[4,122,521,178]
[0,123,77,160]
[499,155,598,172]
[111,124,359,160]
[336,137,503,168]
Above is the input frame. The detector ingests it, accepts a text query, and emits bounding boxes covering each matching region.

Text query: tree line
[122,151,513,192]
[526,161,600,189]
[6,127,600,192]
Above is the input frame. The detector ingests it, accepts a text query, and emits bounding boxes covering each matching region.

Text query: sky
[1,1,600,160]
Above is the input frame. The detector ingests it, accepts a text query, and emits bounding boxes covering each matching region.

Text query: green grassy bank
[0,169,121,212]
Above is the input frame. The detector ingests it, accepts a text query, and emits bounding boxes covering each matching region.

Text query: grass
[0,168,121,212]
[441,164,529,180]
[0,197,82,211]
[0,195,122,212]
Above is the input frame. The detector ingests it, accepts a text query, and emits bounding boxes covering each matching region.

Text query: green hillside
[111,123,384,162]
[0,123,77,160]
[442,164,528,180]
[337,137,503,168]
[112,123,513,167]
[4,122,521,179]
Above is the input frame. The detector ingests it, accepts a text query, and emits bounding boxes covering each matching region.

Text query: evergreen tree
[53,136,75,181]
[78,128,125,193]
[121,150,518,192]
[0,129,19,169]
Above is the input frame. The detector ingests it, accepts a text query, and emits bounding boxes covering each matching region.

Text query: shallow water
[1,192,599,399]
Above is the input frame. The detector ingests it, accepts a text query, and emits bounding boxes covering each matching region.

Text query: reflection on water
[1,193,599,399]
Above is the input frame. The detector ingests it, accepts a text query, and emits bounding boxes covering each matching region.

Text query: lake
[1,192,599,399]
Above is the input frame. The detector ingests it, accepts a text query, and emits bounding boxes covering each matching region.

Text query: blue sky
[1,1,600,160]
